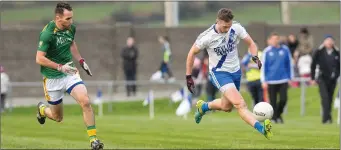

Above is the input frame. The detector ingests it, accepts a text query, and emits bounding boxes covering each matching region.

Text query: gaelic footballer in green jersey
[35,2,103,150]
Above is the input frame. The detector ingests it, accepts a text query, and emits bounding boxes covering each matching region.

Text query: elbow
[36,57,40,64]
[36,56,43,65]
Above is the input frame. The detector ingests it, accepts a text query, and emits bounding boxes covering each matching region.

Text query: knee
[54,115,63,122]
[221,101,233,112]
[234,100,248,110]
[79,95,91,109]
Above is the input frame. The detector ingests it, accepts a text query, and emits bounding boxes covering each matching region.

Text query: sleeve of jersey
[37,32,52,52]
[237,24,248,40]
[194,34,207,50]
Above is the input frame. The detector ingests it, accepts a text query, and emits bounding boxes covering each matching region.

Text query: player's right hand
[57,62,78,75]
[186,75,195,94]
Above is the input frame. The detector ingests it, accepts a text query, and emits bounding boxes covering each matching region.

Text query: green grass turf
[1,86,339,149]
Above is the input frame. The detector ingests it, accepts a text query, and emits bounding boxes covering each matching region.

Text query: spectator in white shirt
[1,65,10,113]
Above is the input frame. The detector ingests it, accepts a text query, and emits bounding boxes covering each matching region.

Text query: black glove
[186,75,195,94]
[79,58,93,76]
[252,56,262,69]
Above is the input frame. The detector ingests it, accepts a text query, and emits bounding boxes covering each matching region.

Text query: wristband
[57,64,63,71]
[79,58,85,64]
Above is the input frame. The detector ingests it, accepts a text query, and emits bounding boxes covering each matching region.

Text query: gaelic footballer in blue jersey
[185,8,273,140]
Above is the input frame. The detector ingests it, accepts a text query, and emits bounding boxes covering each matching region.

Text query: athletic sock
[87,125,98,143]
[254,121,264,134]
[201,102,210,113]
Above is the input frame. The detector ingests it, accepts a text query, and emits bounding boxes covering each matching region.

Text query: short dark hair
[300,27,309,34]
[55,2,72,15]
[217,8,234,22]
[268,32,279,38]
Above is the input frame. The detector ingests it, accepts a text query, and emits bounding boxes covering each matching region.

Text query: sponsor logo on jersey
[213,29,236,56]
[56,36,72,46]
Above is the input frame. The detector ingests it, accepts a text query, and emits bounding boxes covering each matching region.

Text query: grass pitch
[1,86,339,149]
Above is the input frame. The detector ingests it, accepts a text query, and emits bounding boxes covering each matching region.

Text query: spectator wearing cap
[311,35,340,124]
[0,65,10,113]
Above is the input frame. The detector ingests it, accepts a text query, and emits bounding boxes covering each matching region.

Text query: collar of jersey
[51,20,67,33]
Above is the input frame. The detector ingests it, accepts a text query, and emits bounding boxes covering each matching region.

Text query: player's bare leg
[37,102,63,123]
[195,85,272,139]
[224,87,272,139]
[70,84,104,150]
[207,95,233,112]
[37,92,64,124]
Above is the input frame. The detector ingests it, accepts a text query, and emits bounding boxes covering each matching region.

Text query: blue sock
[254,121,264,134]
[201,102,210,113]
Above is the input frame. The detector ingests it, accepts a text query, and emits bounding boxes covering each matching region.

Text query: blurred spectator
[261,32,293,124]
[287,34,300,88]
[297,52,312,85]
[279,35,288,46]
[1,65,10,113]
[121,37,138,97]
[311,35,340,124]
[287,34,299,58]
[203,51,218,102]
[158,35,175,82]
[295,27,314,58]
[191,57,204,99]
[241,45,264,106]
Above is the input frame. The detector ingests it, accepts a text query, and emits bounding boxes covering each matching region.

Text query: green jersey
[37,21,76,79]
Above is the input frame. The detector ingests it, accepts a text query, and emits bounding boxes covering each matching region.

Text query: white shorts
[43,74,84,105]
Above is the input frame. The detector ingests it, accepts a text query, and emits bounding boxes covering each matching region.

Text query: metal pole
[108,81,113,113]
[280,1,290,24]
[300,79,306,116]
[164,1,179,27]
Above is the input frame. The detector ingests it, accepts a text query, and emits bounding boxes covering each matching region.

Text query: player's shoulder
[40,21,56,38]
[231,21,246,31]
[69,24,77,35]
[197,24,216,40]
[41,20,56,33]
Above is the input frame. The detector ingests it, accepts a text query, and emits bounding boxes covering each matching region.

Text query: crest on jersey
[39,41,43,48]
[279,50,284,56]
[269,52,274,56]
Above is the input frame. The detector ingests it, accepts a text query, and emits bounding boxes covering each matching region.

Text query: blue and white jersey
[195,21,248,73]
[261,45,294,84]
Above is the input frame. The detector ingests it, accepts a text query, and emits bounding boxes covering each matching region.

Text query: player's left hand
[186,75,195,94]
[79,58,93,76]
[252,56,262,69]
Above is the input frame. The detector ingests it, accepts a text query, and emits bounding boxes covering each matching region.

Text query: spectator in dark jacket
[287,34,299,58]
[121,37,139,97]
[311,35,340,124]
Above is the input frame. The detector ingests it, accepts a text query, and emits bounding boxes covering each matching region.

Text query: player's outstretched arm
[185,44,201,93]
[243,35,262,69]
[71,41,92,76]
